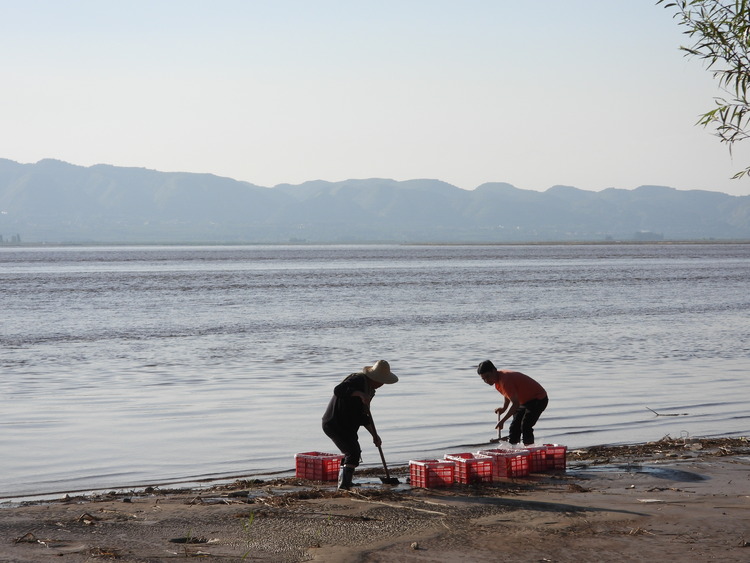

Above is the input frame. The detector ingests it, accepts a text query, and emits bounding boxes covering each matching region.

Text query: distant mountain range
[1,158,749,243]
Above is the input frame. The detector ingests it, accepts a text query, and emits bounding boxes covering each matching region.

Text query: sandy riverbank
[1,437,749,562]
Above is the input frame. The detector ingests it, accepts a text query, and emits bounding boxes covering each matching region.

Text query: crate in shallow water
[409,459,455,488]
[294,451,344,481]
[543,444,567,471]
[476,448,530,478]
[444,453,494,484]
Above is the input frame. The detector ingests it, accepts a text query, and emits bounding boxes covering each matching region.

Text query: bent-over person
[477,359,548,446]
[322,360,398,490]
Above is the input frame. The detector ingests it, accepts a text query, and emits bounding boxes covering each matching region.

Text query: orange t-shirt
[494,370,547,404]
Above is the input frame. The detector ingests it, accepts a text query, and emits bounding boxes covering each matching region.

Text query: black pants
[508,397,548,446]
[322,422,361,467]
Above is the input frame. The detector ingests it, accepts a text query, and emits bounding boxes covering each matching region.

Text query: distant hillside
[1,158,749,243]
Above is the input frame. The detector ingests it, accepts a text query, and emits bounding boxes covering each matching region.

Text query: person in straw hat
[322,360,398,490]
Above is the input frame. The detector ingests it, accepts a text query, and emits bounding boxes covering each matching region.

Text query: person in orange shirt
[477,360,548,446]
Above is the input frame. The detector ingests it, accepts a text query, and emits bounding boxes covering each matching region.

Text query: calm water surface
[1,243,749,499]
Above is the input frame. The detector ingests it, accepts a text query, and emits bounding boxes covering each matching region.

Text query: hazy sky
[3,1,749,196]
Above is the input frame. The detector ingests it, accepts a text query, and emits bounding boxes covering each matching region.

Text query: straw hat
[363,360,398,384]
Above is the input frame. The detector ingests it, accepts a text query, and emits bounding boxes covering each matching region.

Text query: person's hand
[373,434,382,448]
[494,407,504,415]
[495,421,504,431]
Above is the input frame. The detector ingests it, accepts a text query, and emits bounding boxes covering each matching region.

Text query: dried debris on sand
[568,434,750,463]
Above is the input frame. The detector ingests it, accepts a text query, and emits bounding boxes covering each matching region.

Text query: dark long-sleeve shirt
[322,372,375,433]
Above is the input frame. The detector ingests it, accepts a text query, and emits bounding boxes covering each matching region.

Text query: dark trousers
[508,397,548,446]
[322,423,361,467]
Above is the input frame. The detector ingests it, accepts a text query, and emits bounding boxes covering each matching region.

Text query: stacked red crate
[543,444,567,470]
[409,459,455,488]
[476,448,531,478]
[444,453,494,484]
[294,451,345,481]
[525,446,547,472]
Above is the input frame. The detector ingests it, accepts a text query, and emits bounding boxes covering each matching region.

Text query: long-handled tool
[376,443,399,485]
[489,409,503,443]
[368,409,400,485]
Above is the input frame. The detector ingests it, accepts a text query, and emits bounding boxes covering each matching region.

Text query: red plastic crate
[444,453,494,484]
[543,444,567,471]
[477,449,530,478]
[525,446,547,472]
[294,451,344,481]
[409,459,455,488]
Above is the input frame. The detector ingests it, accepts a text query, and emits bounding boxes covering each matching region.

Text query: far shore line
[2,239,750,248]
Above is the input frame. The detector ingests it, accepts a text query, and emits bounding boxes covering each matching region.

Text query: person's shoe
[337,466,355,490]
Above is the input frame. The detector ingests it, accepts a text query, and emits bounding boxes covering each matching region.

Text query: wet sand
[1,437,749,562]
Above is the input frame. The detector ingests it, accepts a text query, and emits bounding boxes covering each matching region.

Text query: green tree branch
[658,0,750,179]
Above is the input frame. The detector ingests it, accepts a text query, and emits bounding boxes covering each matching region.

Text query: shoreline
[2,437,749,562]
[5,431,747,505]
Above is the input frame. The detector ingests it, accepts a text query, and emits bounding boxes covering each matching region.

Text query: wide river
[1,243,748,499]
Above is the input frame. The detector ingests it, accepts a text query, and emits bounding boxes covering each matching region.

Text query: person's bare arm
[495,394,518,430]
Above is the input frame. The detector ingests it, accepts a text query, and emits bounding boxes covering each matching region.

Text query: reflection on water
[1,243,749,498]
